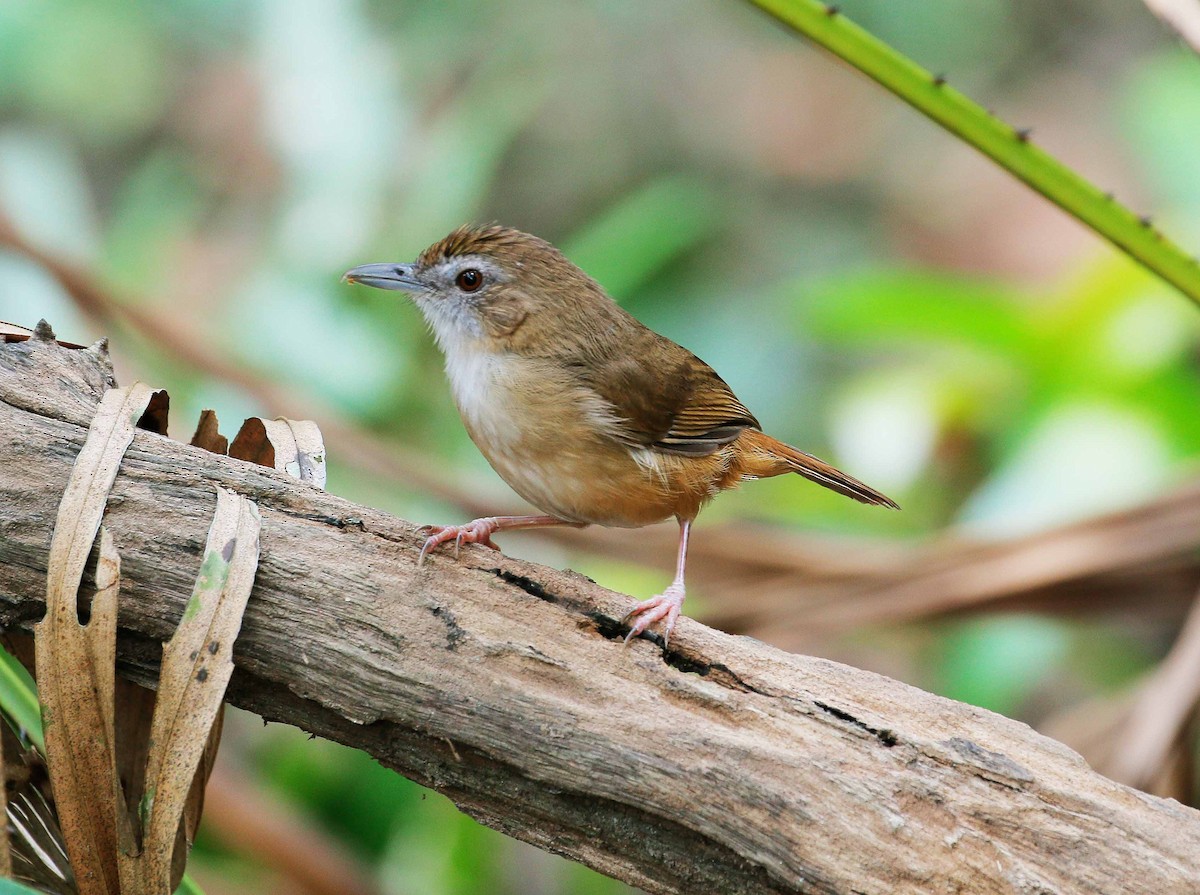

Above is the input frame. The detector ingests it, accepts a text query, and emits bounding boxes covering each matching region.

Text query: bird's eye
[455,268,483,292]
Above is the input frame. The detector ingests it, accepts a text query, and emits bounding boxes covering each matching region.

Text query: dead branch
[3,330,1200,895]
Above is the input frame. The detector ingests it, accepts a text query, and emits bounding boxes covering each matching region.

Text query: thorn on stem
[825,4,840,15]
[932,73,947,87]
[1015,127,1032,143]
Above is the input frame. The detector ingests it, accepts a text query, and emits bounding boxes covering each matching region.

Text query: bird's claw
[622,583,686,650]
[417,519,501,567]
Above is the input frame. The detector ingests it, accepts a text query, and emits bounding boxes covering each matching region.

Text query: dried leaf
[0,319,32,342]
[34,383,157,895]
[189,410,228,455]
[0,319,85,349]
[137,390,170,437]
[177,706,223,881]
[91,531,141,861]
[112,681,156,858]
[139,486,260,891]
[230,417,326,489]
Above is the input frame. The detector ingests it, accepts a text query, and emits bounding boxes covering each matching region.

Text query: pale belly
[444,350,700,526]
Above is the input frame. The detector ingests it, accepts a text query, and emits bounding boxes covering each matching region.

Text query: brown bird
[344,225,897,646]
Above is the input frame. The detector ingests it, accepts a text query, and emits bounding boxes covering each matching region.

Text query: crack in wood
[491,567,558,603]
[301,512,366,530]
[814,700,899,748]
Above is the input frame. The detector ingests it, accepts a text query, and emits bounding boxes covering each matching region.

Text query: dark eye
[455,268,483,292]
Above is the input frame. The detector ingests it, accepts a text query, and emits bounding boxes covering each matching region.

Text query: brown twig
[702,483,1200,648]
[1108,589,1200,789]
[201,764,383,895]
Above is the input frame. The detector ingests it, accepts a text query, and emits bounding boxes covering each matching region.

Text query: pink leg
[623,518,691,649]
[418,514,583,566]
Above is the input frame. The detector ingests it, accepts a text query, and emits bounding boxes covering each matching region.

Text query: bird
[344,225,897,647]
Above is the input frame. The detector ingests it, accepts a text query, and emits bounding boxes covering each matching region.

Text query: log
[2,325,1199,895]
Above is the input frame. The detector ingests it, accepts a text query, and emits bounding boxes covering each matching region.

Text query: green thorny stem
[747,0,1200,307]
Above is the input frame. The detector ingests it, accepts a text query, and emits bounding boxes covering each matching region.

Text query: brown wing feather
[580,327,759,456]
[507,271,758,455]
[653,361,760,455]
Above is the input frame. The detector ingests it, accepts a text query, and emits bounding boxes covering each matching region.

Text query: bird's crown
[417,224,556,271]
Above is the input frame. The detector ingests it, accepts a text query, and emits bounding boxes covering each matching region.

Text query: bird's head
[343,224,607,354]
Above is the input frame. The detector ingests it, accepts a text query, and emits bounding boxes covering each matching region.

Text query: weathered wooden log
[2,325,1199,895]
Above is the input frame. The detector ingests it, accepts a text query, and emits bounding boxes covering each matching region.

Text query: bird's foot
[623,583,686,649]
[418,517,502,566]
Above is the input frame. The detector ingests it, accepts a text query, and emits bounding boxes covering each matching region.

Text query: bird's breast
[444,349,527,451]
[442,348,726,526]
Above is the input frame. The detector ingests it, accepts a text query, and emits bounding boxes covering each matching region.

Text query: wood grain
[3,326,1200,895]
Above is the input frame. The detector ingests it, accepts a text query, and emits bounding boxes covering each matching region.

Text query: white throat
[414,294,485,354]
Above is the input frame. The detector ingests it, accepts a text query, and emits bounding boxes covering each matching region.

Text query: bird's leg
[623,518,691,649]
[417,514,584,566]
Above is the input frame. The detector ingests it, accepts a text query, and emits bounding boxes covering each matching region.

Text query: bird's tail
[736,429,899,509]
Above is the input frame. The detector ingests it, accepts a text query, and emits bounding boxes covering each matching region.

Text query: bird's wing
[652,360,760,454]
[583,335,760,456]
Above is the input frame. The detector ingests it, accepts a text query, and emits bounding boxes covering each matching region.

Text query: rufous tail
[736,429,899,508]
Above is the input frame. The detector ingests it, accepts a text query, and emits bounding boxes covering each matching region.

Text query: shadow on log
[2,324,1199,895]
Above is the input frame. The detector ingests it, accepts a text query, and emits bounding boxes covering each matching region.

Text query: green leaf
[174,873,206,895]
[803,269,1033,359]
[0,645,44,752]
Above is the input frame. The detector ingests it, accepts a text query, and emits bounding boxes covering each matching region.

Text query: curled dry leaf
[137,390,170,437]
[30,379,266,894]
[190,409,228,455]
[230,416,326,489]
[34,383,158,895]
[138,486,260,892]
[0,319,86,349]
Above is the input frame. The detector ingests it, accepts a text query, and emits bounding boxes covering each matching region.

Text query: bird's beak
[341,262,426,292]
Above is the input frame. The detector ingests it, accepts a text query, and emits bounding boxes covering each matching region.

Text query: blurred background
[3,0,1200,892]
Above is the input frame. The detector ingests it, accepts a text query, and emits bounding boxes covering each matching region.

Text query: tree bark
[3,327,1199,895]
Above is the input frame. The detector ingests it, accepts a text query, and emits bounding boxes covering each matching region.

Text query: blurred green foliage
[2,0,1199,891]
